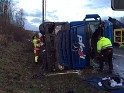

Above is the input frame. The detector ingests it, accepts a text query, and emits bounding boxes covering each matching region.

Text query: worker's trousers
[99,48,113,72]
[34,49,40,63]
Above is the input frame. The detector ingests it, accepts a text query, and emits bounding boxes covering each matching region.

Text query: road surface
[113,47,124,77]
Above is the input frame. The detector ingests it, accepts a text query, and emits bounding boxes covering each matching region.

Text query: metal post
[42,0,44,23]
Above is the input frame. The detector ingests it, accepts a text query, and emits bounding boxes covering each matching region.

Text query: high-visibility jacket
[33,37,42,50]
[97,37,112,53]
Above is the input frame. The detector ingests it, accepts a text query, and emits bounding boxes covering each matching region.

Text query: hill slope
[0,41,34,93]
[0,39,109,93]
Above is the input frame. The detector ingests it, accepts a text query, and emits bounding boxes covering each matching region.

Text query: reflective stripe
[102,44,112,49]
[102,44,113,50]
[35,56,38,62]
[34,48,40,50]
[34,50,36,53]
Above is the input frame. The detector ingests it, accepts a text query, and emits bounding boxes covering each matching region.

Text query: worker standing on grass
[97,35,113,73]
[32,33,43,63]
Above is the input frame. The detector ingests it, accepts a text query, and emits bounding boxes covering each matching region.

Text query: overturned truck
[39,14,113,72]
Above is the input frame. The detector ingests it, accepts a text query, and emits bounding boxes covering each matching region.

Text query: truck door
[70,21,86,69]
[84,14,102,60]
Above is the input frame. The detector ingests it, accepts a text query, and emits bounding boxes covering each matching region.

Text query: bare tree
[0,0,14,23]
[0,0,25,28]
[15,8,25,28]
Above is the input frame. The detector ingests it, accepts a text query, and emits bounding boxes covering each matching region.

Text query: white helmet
[38,33,42,37]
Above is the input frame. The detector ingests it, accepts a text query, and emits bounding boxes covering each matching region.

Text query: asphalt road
[113,47,124,56]
[113,47,124,77]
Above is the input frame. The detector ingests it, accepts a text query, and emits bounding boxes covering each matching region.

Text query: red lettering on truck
[77,35,86,59]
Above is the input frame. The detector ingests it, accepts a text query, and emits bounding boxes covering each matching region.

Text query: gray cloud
[24,9,42,17]
[24,20,39,31]
[23,0,122,31]
[31,18,41,23]
[24,9,59,21]
[23,9,59,31]
[83,0,110,9]
[46,11,59,20]
[89,0,110,6]
[24,9,59,23]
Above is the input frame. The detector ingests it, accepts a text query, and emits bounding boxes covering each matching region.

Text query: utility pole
[42,0,44,23]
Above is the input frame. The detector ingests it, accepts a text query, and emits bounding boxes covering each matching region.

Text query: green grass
[0,41,109,93]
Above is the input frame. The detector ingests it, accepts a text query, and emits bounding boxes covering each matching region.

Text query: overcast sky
[14,0,124,31]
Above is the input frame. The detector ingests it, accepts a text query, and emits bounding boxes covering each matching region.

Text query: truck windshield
[89,22,100,33]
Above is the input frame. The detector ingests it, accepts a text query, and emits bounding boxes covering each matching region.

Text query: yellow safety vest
[97,37,112,53]
[33,38,41,50]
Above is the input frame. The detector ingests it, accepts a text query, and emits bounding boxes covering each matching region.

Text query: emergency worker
[97,35,113,73]
[32,33,42,63]
[91,23,104,59]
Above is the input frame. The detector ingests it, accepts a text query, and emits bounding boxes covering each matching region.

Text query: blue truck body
[39,14,114,70]
[104,20,114,45]
[70,21,86,69]
[59,14,114,69]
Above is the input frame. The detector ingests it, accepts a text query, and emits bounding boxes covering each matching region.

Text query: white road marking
[113,53,124,58]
